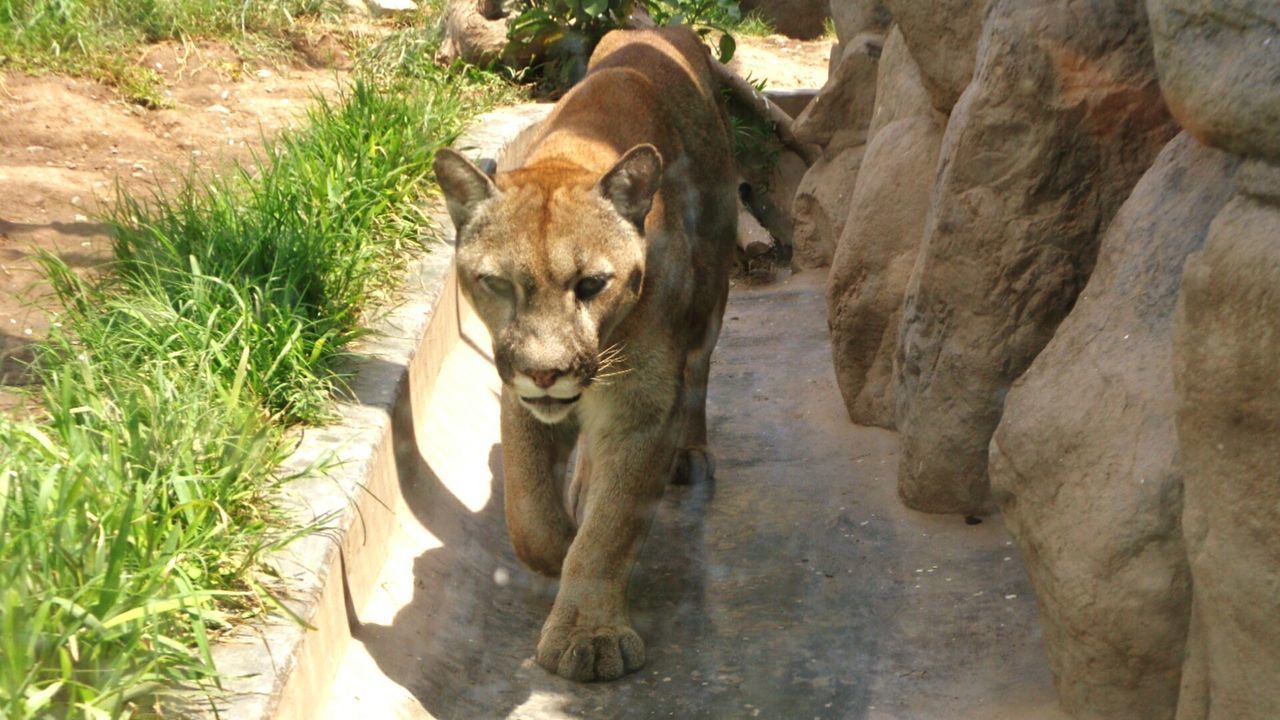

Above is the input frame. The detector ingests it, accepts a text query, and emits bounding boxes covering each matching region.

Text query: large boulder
[989,133,1238,719]
[790,36,881,270]
[867,26,934,139]
[882,0,993,113]
[738,0,830,39]
[826,117,941,425]
[1145,5,1280,717]
[830,0,891,45]
[1148,0,1280,165]
[790,144,865,269]
[894,0,1176,514]
[793,35,882,154]
[827,27,944,427]
[1172,160,1280,720]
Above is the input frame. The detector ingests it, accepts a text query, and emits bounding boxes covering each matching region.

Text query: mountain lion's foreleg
[501,388,578,577]
[534,415,676,681]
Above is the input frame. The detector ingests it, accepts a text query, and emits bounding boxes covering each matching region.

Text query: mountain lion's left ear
[433,148,499,232]
[597,144,663,229]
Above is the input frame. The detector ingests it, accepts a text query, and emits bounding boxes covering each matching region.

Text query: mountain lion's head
[433,145,663,424]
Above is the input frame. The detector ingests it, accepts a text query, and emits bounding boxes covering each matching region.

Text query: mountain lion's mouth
[520,394,581,407]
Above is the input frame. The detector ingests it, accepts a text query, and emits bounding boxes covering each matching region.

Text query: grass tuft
[736,10,775,37]
[109,79,444,422]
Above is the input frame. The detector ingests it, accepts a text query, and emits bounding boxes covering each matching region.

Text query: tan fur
[433,27,737,682]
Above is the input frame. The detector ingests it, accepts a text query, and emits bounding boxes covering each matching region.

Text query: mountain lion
[433,26,737,682]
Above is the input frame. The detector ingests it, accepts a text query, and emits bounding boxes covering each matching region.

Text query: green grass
[735,10,774,37]
[0,0,343,105]
[0,10,521,717]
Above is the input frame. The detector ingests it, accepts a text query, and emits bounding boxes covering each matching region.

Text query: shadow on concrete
[349,375,745,718]
[332,274,1062,719]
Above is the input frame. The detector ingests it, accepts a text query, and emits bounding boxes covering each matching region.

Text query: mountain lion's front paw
[536,620,645,681]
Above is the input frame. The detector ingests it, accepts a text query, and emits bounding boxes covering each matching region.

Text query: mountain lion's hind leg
[673,276,729,486]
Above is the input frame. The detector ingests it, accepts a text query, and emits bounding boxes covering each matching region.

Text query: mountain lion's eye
[574,275,609,302]
[478,275,512,296]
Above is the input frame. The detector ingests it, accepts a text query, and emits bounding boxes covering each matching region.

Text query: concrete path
[321,271,1067,720]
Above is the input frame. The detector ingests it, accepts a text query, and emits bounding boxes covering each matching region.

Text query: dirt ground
[729,33,832,88]
[0,31,831,409]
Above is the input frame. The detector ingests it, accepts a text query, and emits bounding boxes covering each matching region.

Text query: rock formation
[828,0,890,60]
[826,27,943,427]
[790,144,866,270]
[790,35,881,269]
[894,0,1175,513]
[818,0,1279,715]
[1150,2,1280,718]
[989,133,1238,719]
[1172,160,1280,720]
[881,0,992,113]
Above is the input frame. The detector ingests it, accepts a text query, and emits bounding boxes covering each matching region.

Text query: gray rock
[830,0,891,45]
[990,133,1238,719]
[867,26,935,140]
[791,144,866,269]
[1148,0,1280,165]
[793,34,882,153]
[827,30,944,428]
[1172,159,1280,720]
[883,0,993,112]
[894,0,1176,513]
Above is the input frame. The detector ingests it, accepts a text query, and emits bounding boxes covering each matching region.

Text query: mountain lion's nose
[528,370,562,389]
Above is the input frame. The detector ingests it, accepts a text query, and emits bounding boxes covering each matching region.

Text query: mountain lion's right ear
[433,148,498,231]
[598,144,663,230]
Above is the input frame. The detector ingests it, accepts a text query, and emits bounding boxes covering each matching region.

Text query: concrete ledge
[199,102,551,720]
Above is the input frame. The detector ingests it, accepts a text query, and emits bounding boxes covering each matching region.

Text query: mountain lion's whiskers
[594,343,631,385]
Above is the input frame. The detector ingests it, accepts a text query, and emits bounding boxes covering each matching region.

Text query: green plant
[736,9,773,37]
[0,259,309,717]
[109,79,459,422]
[725,74,783,186]
[0,37,517,719]
[504,0,740,93]
[504,0,635,90]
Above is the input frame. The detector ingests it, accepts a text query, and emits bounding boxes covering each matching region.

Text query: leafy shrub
[504,0,742,92]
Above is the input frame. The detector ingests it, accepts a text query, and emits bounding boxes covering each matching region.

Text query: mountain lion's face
[434,146,662,424]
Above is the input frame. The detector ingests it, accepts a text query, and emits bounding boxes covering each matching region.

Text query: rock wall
[828,0,890,60]
[814,0,1279,716]
[880,0,992,113]
[894,0,1174,513]
[1173,162,1280,720]
[989,133,1238,719]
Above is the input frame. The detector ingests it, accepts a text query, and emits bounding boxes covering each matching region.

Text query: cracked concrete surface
[320,270,1067,720]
